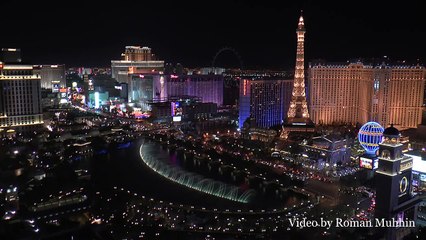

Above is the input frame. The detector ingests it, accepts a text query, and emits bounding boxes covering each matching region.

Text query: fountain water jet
[139,143,256,203]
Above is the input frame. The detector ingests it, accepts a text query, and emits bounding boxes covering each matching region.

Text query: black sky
[1,0,424,69]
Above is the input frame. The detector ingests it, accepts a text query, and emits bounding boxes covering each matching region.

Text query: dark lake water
[91,138,302,210]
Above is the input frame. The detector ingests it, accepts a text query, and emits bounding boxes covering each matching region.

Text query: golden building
[309,62,425,129]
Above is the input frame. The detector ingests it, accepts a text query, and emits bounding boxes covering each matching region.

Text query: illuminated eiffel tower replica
[280,12,315,140]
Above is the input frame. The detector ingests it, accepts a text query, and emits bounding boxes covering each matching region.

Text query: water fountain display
[139,143,256,203]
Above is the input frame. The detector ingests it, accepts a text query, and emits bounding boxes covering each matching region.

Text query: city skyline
[1,3,426,240]
[1,0,425,68]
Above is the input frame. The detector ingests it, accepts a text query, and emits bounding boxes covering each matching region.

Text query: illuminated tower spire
[287,11,309,119]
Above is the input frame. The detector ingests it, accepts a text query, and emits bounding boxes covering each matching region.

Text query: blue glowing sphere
[358,122,384,154]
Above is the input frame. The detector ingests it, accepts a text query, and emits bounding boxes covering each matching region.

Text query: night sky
[1,0,424,69]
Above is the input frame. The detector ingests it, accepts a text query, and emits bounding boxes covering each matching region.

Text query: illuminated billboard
[173,116,182,122]
[94,92,100,109]
[171,101,182,116]
[59,87,68,100]
[406,154,426,173]
[52,84,60,93]
[359,156,378,170]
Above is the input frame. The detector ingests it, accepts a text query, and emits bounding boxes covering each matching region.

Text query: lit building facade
[166,74,224,106]
[122,46,153,61]
[309,62,374,125]
[127,74,166,109]
[34,64,66,91]
[0,63,43,131]
[150,96,217,123]
[129,74,155,110]
[241,116,277,144]
[300,135,351,168]
[128,73,223,110]
[309,62,425,129]
[111,46,164,85]
[405,150,426,192]
[372,65,425,129]
[239,78,292,129]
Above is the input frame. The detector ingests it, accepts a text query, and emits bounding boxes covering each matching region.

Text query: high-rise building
[373,65,425,129]
[33,64,66,91]
[281,12,315,137]
[239,78,292,129]
[122,46,153,61]
[309,61,425,129]
[375,125,420,240]
[129,73,223,109]
[129,74,157,110]
[166,74,224,106]
[309,62,374,125]
[0,62,43,132]
[423,80,426,106]
[222,69,293,106]
[128,73,166,102]
[111,46,164,85]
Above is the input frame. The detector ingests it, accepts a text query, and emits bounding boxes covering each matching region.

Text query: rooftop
[309,58,425,69]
